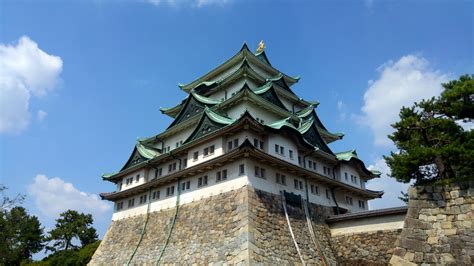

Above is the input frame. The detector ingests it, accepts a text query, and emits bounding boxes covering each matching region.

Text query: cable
[281,191,305,266]
[126,188,152,265]
[155,177,181,266]
[302,199,328,266]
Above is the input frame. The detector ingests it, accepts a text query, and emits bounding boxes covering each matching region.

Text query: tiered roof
[103,43,380,191]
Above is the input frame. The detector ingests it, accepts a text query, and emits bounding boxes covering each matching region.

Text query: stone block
[400,238,424,252]
[442,221,453,229]
[427,236,438,244]
[440,253,456,264]
[460,204,471,213]
[389,255,417,266]
[444,228,457,236]
[424,253,438,263]
[450,190,460,198]
[413,252,423,263]
[403,252,415,261]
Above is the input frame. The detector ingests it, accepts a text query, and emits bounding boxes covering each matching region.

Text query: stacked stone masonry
[90,185,338,265]
[331,229,402,265]
[390,181,474,265]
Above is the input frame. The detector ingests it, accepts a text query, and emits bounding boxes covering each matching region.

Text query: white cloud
[336,100,347,120]
[27,175,111,219]
[147,0,230,8]
[0,36,62,134]
[367,158,411,209]
[37,110,48,122]
[359,55,449,146]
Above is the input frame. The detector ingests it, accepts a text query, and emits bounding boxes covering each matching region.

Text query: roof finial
[256,40,265,53]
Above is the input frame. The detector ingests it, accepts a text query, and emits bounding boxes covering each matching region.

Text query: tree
[1,184,25,212]
[46,210,98,252]
[385,74,474,184]
[0,207,44,265]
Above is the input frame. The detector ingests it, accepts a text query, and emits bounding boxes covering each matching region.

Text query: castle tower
[90,42,383,265]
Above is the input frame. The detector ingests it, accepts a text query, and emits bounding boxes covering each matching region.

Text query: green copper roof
[204,107,234,124]
[297,103,320,118]
[191,91,221,105]
[335,149,381,178]
[179,43,299,93]
[297,117,315,134]
[266,117,297,130]
[136,142,160,159]
[335,149,358,161]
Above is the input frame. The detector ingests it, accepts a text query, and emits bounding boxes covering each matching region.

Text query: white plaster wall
[338,164,363,189]
[112,159,249,220]
[209,77,259,101]
[208,61,242,84]
[334,191,367,213]
[248,60,273,80]
[267,133,299,166]
[247,159,335,207]
[119,169,146,192]
[186,137,223,168]
[225,101,282,124]
[329,213,406,236]
[161,127,194,152]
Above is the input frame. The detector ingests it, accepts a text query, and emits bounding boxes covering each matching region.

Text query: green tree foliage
[1,184,25,212]
[22,241,101,266]
[46,210,98,252]
[0,207,44,265]
[385,74,474,184]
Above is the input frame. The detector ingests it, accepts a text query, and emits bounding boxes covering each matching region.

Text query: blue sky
[1,0,472,247]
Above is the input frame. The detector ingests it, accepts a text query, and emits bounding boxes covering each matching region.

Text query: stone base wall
[90,186,250,265]
[248,188,336,265]
[331,229,402,265]
[90,186,338,265]
[390,181,474,265]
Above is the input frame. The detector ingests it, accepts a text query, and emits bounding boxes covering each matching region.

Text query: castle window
[118,182,122,191]
[289,150,294,160]
[345,172,348,181]
[298,156,302,165]
[280,146,284,156]
[204,145,215,156]
[308,161,313,169]
[155,168,162,178]
[128,198,135,208]
[358,200,365,209]
[183,159,187,168]
[198,175,208,187]
[275,144,279,153]
[323,167,327,174]
[294,179,303,190]
[135,174,140,182]
[216,170,227,182]
[228,141,233,150]
[166,186,175,196]
[176,142,179,148]
[152,190,160,200]
[239,164,245,175]
[326,189,331,199]
[116,201,124,211]
[233,138,239,148]
[310,184,319,195]
[193,151,199,161]
[346,196,353,205]
[255,166,266,179]
[181,181,191,191]
[259,140,264,150]
[139,194,147,204]
[254,138,258,147]
[276,173,286,185]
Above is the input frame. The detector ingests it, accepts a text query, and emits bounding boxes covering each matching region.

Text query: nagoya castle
[91,42,389,265]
